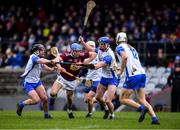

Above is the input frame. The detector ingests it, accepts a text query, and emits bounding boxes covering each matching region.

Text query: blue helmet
[71,43,82,51]
[98,36,111,44]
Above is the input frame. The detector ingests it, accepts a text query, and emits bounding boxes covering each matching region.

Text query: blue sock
[19,102,25,107]
[152,116,158,122]
[44,112,49,116]
[137,105,144,111]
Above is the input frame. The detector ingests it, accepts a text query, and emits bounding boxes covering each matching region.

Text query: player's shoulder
[119,43,130,51]
[31,54,40,60]
[30,53,37,57]
[116,44,123,49]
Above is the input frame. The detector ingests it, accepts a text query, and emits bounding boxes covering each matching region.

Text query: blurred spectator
[28,34,36,51]
[16,17,28,34]
[0,0,179,68]
[43,23,50,39]
[37,7,46,23]
[156,48,168,67]
[145,51,156,67]
[167,58,175,69]
[16,34,28,52]
[159,33,170,44]
[166,34,179,59]
[5,48,24,69]
[168,56,180,112]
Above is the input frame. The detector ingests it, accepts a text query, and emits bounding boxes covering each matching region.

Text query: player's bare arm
[83,51,97,64]
[78,36,95,52]
[50,55,66,73]
[94,61,106,69]
[42,64,57,72]
[120,51,127,75]
[37,58,52,65]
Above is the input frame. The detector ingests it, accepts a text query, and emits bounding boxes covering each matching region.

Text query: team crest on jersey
[70,64,80,71]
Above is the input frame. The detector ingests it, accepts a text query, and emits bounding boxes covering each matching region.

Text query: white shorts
[56,75,81,91]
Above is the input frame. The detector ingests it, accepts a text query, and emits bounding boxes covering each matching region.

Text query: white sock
[88,112,92,115]
[104,105,109,111]
[110,112,115,117]
[67,109,72,113]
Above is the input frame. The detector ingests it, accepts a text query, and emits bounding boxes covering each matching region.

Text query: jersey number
[130,48,138,60]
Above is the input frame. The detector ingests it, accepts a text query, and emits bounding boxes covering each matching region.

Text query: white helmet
[87,41,96,48]
[116,32,127,44]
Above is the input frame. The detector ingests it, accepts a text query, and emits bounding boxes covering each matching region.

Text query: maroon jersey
[59,51,89,81]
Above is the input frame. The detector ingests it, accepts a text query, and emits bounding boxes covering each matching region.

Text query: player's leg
[95,84,109,119]
[64,79,80,119]
[105,85,116,119]
[17,81,41,116]
[120,75,149,122]
[49,79,62,110]
[17,90,40,116]
[136,74,160,124]
[66,89,75,119]
[120,88,149,123]
[36,84,51,119]
[84,92,90,117]
[83,87,91,104]
[86,90,96,118]
[119,88,141,108]
[136,88,160,124]
[84,93,89,103]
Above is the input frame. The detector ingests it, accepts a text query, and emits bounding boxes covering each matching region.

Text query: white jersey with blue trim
[116,43,145,77]
[86,55,101,81]
[21,54,43,83]
[96,47,118,78]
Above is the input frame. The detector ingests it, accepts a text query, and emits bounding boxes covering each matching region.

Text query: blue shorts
[83,81,99,93]
[123,74,146,90]
[100,77,119,87]
[22,80,43,94]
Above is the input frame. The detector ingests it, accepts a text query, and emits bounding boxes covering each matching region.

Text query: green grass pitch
[0,111,180,129]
